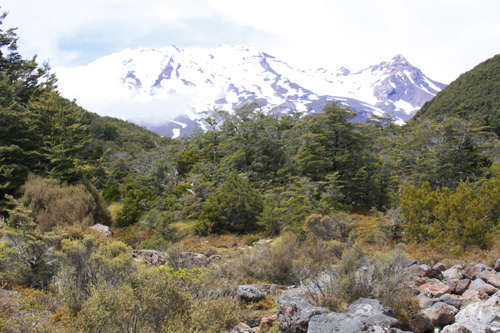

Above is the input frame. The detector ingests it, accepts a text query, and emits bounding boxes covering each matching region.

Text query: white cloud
[208,0,500,82]
[1,0,216,66]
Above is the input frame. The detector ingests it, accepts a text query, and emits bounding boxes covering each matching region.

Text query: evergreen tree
[199,172,263,233]
[30,91,90,183]
[0,12,55,206]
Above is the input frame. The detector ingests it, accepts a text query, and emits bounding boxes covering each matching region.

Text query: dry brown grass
[181,234,249,258]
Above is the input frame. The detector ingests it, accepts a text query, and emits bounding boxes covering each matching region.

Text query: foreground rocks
[131,249,221,267]
[236,259,500,332]
[308,298,405,333]
[89,224,113,237]
[411,261,500,332]
[238,285,265,303]
[131,246,500,332]
[277,296,327,333]
[442,291,500,332]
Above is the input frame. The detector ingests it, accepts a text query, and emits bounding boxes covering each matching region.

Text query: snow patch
[54,46,445,137]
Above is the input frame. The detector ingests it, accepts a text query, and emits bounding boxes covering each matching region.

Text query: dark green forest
[1,11,500,332]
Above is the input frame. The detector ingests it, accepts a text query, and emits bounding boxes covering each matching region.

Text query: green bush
[0,195,60,288]
[303,245,418,328]
[199,172,263,234]
[56,235,134,313]
[401,178,500,251]
[18,174,112,232]
[303,213,354,242]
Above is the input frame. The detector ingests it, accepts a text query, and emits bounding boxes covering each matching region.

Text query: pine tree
[0,12,55,206]
[199,172,263,233]
[30,91,90,183]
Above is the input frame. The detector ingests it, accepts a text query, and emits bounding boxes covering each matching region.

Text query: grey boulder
[308,298,400,333]
[277,296,327,333]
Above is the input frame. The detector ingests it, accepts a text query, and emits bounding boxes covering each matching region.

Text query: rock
[232,322,255,333]
[437,294,463,309]
[444,279,459,294]
[279,285,309,298]
[407,259,420,267]
[461,289,482,305]
[433,263,447,272]
[277,296,327,333]
[418,293,437,309]
[464,264,489,280]
[479,270,500,288]
[259,314,277,331]
[419,279,451,297]
[454,279,471,295]
[131,250,216,268]
[89,224,113,237]
[347,298,397,318]
[442,321,500,332]
[412,311,434,333]
[455,291,500,324]
[422,302,458,327]
[443,268,463,280]
[208,254,222,263]
[495,259,500,272]
[308,298,400,333]
[179,252,211,267]
[132,249,168,265]
[238,285,264,303]
[410,264,431,277]
[411,277,432,289]
[469,278,498,296]
[423,268,444,280]
[259,284,287,294]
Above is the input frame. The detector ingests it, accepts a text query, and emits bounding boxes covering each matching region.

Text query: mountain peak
[391,54,408,64]
[55,45,446,137]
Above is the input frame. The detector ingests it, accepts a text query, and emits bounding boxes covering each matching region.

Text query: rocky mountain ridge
[55,45,446,137]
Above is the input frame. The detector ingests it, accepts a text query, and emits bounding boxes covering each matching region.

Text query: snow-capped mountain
[55,45,446,138]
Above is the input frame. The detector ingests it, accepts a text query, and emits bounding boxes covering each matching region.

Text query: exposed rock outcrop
[412,261,500,332]
[308,298,402,333]
[131,249,220,267]
[89,224,113,237]
[442,291,500,332]
[277,296,327,333]
[237,285,264,303]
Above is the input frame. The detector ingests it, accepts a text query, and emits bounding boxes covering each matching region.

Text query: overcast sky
[2,0,499,84]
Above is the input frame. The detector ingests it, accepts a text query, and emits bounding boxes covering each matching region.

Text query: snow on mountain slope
[54,45,446,137]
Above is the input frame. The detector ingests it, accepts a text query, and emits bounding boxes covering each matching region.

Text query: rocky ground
[133,246,500,332]
[100,226,500,332]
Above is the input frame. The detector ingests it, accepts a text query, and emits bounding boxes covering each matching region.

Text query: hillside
[84,111,165,155]
[416,54,500,135]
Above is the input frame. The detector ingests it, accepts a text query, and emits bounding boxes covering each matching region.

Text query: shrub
[73,283,137,332]
[0,195,60,288]
[19,174,112,232]
[231,232,335,285]
[303,245,418,327]
[199,172,263,234]
[115,181,151,227]
[303,212,354,242]
[258,232,300,284]
[165,296,245,333]
[401,180,498,252]
[0,288,57,332]
[56,235,134,313]
[353,214,391,247]
[72,264,241,332]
